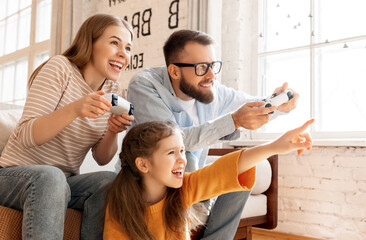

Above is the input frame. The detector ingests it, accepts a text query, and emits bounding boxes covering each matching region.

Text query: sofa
[0,103,84,240]
[0,104,277,240]
[203,148,278,240]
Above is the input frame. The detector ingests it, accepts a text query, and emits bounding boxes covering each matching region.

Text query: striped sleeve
[15,56,71,148]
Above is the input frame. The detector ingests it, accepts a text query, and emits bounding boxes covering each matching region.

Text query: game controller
[262,90,294,114]
[103,93,134,115]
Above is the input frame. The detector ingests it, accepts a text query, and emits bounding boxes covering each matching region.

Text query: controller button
[287,91,294,100]
[129,104,134,115]
[111,94,118,106]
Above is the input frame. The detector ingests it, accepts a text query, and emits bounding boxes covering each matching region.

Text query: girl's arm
[238,119,314,174]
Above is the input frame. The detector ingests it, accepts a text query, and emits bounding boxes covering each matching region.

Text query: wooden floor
[252,228,324,240]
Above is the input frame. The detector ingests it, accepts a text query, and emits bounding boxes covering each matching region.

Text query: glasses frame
[172,61,223,76]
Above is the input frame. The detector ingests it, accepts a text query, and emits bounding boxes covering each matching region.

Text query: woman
[0,14,134,240]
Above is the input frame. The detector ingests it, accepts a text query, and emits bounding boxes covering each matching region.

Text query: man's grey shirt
[126,66,273,171]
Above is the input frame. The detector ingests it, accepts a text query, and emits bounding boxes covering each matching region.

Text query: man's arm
[127,69,243,151]
[127,68,294,152]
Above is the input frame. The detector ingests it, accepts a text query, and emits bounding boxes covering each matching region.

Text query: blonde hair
[28,14,133,88]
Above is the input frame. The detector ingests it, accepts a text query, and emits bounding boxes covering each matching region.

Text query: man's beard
[179,76,215,104]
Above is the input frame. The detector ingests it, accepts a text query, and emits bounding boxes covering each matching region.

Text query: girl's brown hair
[28,14,134,88]
[106,121,188,240]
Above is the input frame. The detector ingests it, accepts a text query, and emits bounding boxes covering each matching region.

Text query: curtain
[50,0,82,56]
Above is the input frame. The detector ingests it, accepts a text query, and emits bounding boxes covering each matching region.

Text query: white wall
[79,0,188,90]
[221,0,257,94]
[278,147,366,240]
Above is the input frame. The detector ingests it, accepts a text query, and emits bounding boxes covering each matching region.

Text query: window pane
[36,0,52,43]
[0,0,6,20]
[6,0,19,16]
[34,52,49,69]
[258,50,310,133]
[18,7,30,50]
[259,0,310,52]
[0,20,4,56]
[314,0,366,43]
[3,63,15,102]
[14,58,28,102]
[5,14,17,54]
[314,41,366,132]
[20,0,31,9]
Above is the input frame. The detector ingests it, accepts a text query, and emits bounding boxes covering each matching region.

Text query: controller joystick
[103,93,134,115]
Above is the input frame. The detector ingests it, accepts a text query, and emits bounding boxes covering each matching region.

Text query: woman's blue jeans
[0,165,116,240]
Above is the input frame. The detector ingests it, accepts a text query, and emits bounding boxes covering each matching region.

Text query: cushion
[241,194,267,218]
[0,107,23,156]
[251,159,272,195]
[0,205,82,240]
[206,156,272,195]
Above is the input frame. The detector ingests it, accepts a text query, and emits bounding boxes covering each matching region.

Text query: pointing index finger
[294,119,315,134]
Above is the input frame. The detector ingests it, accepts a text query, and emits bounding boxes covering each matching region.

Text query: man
[126,30,298,239]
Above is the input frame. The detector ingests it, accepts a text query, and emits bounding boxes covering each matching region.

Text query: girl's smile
[147,132,187,188]
[171,166,185,179]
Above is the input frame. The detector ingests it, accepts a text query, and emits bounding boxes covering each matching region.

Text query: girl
[0,14,134,240]
[104,119,314,239]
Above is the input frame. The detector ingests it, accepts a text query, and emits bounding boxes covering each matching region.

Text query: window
[256,0,366,140]
[0,0,52,105]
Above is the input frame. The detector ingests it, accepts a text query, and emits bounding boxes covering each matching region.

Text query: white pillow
[252,159,272,195]
[205,155,272,194]
[0,108,23,155]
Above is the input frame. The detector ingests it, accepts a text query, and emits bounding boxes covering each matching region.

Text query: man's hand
[232,102,277,130]
[273,82,299,112]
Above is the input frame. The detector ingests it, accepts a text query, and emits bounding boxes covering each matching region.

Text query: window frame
[0,0,52,105]
[247,0,366,144]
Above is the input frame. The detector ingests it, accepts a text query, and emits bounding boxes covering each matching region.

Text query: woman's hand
[73,90,111,118]
[108,114,134,133]
[271,119,314,156]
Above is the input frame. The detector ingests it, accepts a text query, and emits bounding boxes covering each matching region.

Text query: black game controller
[103,93,134,115]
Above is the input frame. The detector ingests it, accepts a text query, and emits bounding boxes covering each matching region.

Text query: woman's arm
[32,90,111,145]
[238,119,314,174]
[92,113,134,165]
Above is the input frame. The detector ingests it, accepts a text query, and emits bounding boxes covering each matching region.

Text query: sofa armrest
[208,148,278,229]
[258,154,278,229]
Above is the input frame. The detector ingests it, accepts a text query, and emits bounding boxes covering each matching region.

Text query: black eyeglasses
[172,61,222,76]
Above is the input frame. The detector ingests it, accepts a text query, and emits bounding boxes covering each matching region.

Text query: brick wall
[276,147,366,240]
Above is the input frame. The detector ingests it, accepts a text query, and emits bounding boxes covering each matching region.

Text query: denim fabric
[202,191,251,240]
[0,165,116,240]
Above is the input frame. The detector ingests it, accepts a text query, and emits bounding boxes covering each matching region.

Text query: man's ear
[135,157,150,174]
[167,64,181,80]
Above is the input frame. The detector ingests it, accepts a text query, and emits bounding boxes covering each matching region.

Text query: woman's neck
[80,63,105,91]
